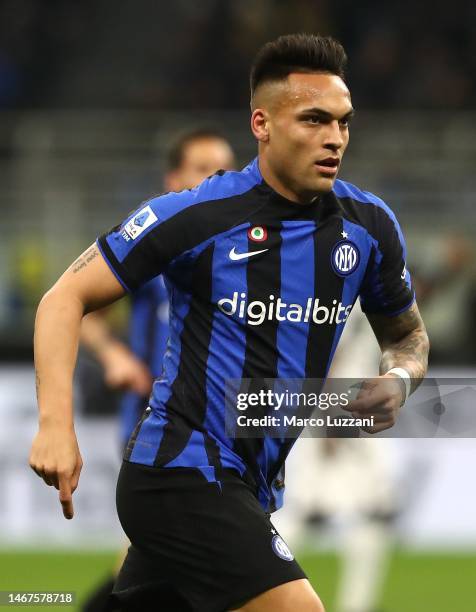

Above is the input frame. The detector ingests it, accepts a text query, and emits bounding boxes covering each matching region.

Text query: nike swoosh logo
[229,246,269,261]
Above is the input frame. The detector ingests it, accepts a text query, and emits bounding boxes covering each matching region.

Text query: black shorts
[109,460,306,612]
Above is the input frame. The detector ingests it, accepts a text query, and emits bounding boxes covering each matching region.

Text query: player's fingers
[29,463,43,479]
[130,369,153,395]
[71,459,83,493]
[345,383,396,413]
[42,468,57,487]
[58,474,74,520]
[361,419,396,434]
[344,398,389,415]
[355,412,389,424]
[131,378,151,396]
[349,402,390,416]
[105,372,127,391]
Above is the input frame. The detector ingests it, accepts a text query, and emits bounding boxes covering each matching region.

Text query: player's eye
[339,114,353,127]
[302,115,322,124]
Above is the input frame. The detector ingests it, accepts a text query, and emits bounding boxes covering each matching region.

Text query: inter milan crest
[248,225,267,242]
[331,240,360,276]
[271,535,294,561]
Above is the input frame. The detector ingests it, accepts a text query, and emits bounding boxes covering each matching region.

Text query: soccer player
[80,129,235,612]
[30,34,429,612]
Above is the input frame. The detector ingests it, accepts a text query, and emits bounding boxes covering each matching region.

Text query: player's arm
[81,313,152,395]
[344,196,431,433]
[30,244,126,519]
[32,186,202,517]
[344,302,429,433]
[367,301,429,391]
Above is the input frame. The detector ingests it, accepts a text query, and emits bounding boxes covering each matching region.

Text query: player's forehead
[182,138,234,166]
[278,72,352,115]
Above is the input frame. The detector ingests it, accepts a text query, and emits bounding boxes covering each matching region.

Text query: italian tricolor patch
[248,226,267,242]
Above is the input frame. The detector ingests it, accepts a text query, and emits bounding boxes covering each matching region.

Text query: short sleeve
[96,165,265,291]
[97,190,199,292]
[359,205,415,316]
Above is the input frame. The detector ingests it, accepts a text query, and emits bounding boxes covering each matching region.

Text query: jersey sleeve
[359,205,415,316]
[96,190,200,292]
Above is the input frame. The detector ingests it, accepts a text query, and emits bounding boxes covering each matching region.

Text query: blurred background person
[80,128,235,611]
[412,234,476,367]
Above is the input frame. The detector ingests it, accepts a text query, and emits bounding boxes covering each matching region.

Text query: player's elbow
[37,283,86,323]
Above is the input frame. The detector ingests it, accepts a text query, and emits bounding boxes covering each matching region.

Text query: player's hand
[342,374,405,434]
[101,341,153,395]
[29,425,83,519]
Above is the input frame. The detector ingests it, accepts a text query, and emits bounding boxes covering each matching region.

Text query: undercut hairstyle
[250,33,347,98]
[167,128,228,171]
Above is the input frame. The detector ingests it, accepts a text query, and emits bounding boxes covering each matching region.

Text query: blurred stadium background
[1,1,475,610]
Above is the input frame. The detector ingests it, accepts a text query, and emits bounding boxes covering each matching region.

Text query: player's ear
[251,109,270,143]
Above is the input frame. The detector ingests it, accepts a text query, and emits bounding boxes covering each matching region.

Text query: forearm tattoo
[369,303,430,393]
[379,328,429,392]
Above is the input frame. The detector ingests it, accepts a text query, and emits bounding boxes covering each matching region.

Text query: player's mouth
[314,157,340,176]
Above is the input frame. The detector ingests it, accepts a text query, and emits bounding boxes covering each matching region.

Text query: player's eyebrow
[299,107,355,121]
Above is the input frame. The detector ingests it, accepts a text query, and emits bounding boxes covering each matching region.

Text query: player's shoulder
[332,178,399,227]
[145,158,262,222]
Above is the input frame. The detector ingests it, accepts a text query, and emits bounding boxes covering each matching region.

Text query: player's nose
[323,120,345,150]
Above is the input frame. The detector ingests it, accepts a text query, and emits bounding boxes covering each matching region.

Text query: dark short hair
[167,128,229,171]
[250,33,347,97]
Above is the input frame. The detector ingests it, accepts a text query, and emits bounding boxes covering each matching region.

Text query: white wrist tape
[386,367,411,403]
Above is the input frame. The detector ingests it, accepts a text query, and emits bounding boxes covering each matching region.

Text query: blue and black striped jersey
[97,158,414,512]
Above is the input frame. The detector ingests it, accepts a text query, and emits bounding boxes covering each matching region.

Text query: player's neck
[257,156,320,205]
